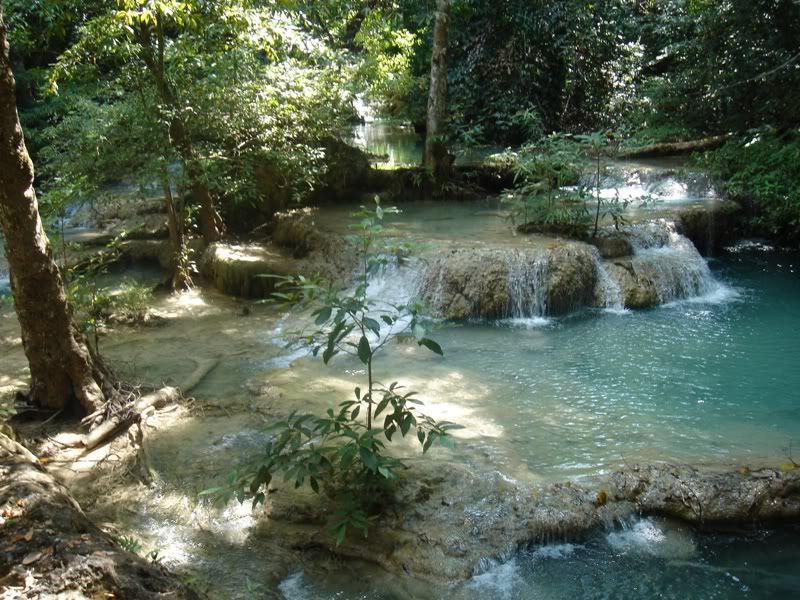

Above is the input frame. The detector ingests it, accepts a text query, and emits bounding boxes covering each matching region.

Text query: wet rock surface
[587,234,635,259]
[678,200,743,256]
[605,260,661,308]
[261,460,800,583]
[417,242,599,319]
[202,211,357,298]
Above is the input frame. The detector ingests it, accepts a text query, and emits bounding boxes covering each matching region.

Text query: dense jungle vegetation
[6,0,800,244]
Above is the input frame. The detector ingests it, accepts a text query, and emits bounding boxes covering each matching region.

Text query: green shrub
[698,134,800,243]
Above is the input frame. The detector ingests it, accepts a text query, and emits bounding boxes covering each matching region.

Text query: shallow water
[3,161,800,596]
[350,120,519,168]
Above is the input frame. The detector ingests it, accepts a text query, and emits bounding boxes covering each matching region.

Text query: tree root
[75,357,220,453]
[82,387,179,452]
[0,432,201,599]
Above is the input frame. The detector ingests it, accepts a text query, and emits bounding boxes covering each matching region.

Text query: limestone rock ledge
[259,460,800,583]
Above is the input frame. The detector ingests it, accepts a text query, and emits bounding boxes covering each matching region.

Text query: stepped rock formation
[413,221,721,319]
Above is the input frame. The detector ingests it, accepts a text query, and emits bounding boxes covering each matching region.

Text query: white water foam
[500,316,552,329]
[606,518,697,559]
[530,543,579,560]
[467,558,524,599]
[278,571,316,600]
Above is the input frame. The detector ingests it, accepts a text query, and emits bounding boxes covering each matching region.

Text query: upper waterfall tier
[374,220,726,320]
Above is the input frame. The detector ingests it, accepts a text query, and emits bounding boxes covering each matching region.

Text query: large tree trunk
[0,8,105,415]
[423,0,452,189]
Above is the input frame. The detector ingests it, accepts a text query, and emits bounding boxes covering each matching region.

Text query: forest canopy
[4,0,800,240]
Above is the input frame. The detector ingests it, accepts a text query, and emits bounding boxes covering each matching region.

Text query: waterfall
[581,166,717,204]
[592,253,624,311]
[624,220,723,304]
[370,219,726,322]
[505,251,548,318]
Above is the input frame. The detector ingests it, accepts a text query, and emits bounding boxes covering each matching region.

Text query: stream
[2,150,800,597]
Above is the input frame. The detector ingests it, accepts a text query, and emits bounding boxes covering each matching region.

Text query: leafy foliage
[698,133,800,243]
[502,136,587,237]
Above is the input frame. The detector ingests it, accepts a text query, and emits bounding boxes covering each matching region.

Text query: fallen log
[0,433,201,598]
[83,386,179,452]
[181,358,219,394]
[618,134,729,158]
[79,358,219,452]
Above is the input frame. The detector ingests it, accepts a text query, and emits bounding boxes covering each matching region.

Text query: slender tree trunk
[0,9,106,415]
[423,0,452,189]
[159,161,191,290]
[139,16,224,244]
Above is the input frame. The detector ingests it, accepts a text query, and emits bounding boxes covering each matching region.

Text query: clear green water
[351,120,503,167]
[269,248,800,480]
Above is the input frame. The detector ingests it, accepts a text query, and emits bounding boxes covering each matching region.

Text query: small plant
[575,130,634,236]
[114,535,142,554]
[205,198,461,544]
[502,135,589,236]
[68,276,113,355]
[114,280,153,317]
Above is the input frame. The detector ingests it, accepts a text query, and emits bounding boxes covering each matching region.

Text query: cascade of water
[505,251,548,318]
[581,167,717,203]
[625,220,722,303]
[364,256,423,307]
[592,251,624,311]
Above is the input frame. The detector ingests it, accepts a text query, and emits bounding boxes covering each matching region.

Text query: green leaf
[374,395,391,418]
[310,476,319,494]
[418,338,444,356]
[335,524,346,546]
[314,306,332,325]
[400,414,412,436]
[363,317,381,335]
[357,336,371,365]
[381,315,394,326]
[359,447,378,472]
[340,445,356,469]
